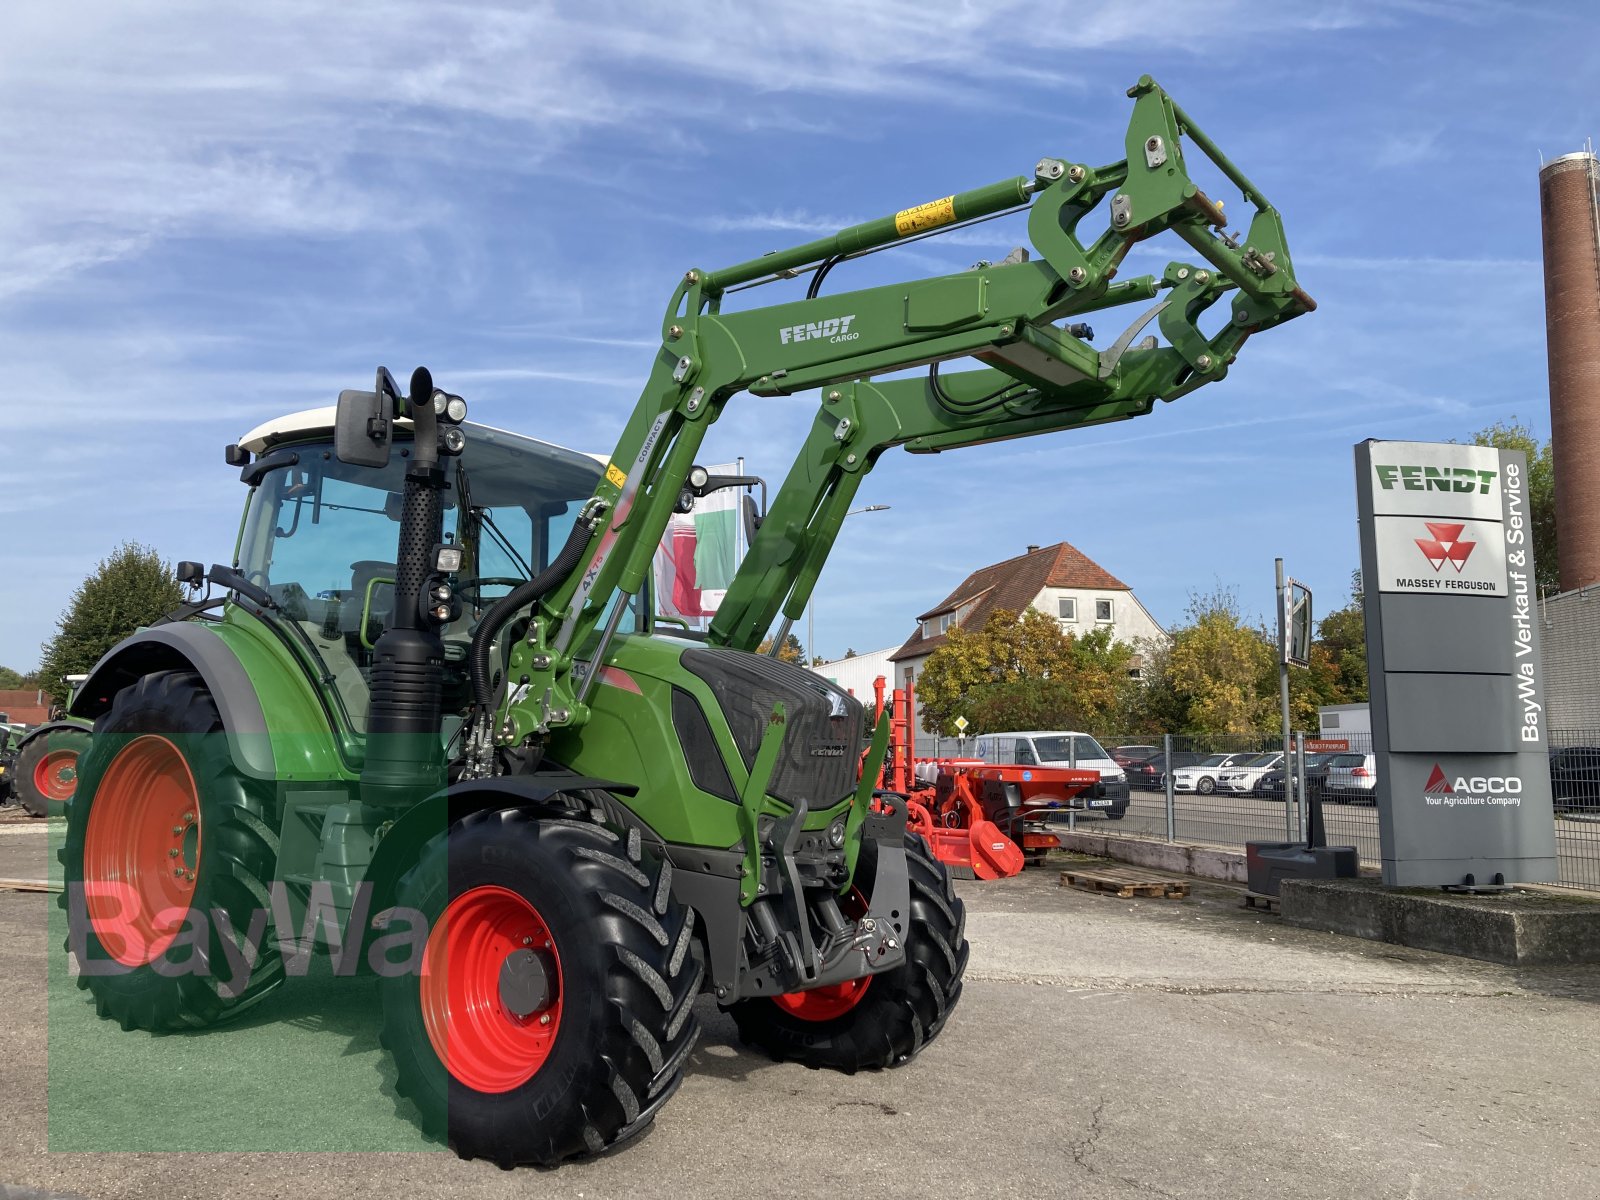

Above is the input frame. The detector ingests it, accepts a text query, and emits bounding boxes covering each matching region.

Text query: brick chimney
[1539,150,1600,592]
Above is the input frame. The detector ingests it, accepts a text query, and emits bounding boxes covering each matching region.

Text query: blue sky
[2,0,1595,671]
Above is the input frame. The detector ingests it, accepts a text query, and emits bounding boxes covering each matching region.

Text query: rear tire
[15,726,92,817]
[379,809,701,1167]
[728,833,968,1073]
[59,670,283,1030]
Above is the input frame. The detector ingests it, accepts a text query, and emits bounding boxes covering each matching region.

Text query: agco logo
[1423,764,1523,807]
[779,314,859,345]
[1375,464,1496,494]
[1414,522,1476,573]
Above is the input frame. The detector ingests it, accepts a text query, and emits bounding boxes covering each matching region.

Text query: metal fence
[1090,729,1600,892]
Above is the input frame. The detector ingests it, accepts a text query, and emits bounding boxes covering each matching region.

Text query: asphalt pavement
[3,818,1599,1199]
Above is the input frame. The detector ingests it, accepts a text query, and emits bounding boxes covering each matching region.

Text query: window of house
[1057,597,1076,621]
[1095,598,1114,622]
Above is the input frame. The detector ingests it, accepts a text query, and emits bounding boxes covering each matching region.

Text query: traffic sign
[954,716,969,734]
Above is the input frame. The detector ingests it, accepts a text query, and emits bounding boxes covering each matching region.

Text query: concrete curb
[1059,831,1248,885]
[1278,877,1600,966]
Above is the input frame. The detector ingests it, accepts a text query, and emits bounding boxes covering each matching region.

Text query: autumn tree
[1163,587,1279,735]
[37,543,184,702]
[756,632,806,664]
[917,608,1133,736]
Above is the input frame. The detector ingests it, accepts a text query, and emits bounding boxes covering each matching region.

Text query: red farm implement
[864,677,1098,879]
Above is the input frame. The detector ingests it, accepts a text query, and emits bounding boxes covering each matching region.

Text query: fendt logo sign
[1374,464,1497,495]
[779,314,859,345]
[1414,522,1476,573]
[1421,763,1524,808]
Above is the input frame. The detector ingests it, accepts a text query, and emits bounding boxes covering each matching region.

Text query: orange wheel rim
[772,887,873,1022]
[36,747,79,802]
[420,885,564,1093]
[82,735,201,967]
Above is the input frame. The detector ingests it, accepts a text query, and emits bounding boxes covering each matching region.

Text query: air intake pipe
[362,367,448,805]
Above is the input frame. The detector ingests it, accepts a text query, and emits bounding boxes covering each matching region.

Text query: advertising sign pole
[1276,558,1294,840]
[1354,440,1557,887]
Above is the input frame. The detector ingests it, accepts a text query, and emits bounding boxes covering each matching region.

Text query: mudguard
[69,624,274,779]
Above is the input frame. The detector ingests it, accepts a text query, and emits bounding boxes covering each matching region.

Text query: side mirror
[176,561,205,587]
[334,389,391,467]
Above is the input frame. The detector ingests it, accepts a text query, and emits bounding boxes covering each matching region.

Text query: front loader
[59,78,1313,1166]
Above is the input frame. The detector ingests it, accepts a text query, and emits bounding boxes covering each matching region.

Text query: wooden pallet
[1243,891,1279,913]
[1059,866,1188,899]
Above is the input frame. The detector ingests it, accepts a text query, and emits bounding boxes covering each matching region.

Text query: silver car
[1323,753,1378,804]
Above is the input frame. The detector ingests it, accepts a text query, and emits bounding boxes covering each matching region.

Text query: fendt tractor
[59,79,1312,1165]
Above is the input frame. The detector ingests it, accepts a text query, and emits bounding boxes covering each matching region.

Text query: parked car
[1170,752,1259,795]
[1217,752,1284,795]
[1110,745,1162,767]
[1550,746,1600,811]
[1124,751,1201,790]
[1255,753,1342,801]
[1323,752,1378,803]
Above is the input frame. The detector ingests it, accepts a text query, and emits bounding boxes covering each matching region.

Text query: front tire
[1197,776,1216,795]
[728,833,968,1073]
[59,670,283,1030]
[379,809,702,1167]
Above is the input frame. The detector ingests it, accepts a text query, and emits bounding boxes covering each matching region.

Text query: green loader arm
[494,76,1314,747]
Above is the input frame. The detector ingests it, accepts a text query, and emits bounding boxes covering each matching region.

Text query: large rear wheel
[379,809,702,1167]
[15,726,92,817]
[728,833,968,1073]
[59,670,283,1030]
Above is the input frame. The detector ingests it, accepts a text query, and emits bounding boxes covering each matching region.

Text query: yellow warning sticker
[894,195,957,237]
[605,463,627,489]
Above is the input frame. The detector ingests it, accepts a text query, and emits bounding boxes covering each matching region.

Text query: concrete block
[1279,877,1600,966]
[1058,831,1247,884]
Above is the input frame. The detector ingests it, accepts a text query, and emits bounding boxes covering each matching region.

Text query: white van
[969,730,1129,819]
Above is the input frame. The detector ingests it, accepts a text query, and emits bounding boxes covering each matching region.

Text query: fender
[14,718,91,754]
[68,624,275,779]
[357,772,643,948]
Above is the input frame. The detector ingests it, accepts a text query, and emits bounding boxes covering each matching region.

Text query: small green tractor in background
[59,78,1312,1166]
[10,676,93,817]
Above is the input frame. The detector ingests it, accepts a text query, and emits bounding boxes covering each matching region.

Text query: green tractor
[12,676,94,817]
[59,79,1313,1166]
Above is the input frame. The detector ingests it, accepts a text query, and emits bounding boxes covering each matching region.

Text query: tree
[1163,587,1278,736]
[756,632,806,664]
[37,543,184,702]
[0,666,35,690]
[1467,420,1558,592]
[917,608,1133,735]
[1312,570,1367,705]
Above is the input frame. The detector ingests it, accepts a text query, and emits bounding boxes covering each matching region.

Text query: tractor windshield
[234,425,632,732]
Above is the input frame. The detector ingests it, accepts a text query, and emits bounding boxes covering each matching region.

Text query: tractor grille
[679,647,863,811]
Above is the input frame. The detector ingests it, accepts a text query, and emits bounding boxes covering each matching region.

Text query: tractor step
[1059,865,1189,900]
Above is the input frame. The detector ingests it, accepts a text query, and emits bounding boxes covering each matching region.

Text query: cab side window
[1014,740,1037,766]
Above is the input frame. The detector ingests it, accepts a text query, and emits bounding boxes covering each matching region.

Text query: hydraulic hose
[468,510,599,710]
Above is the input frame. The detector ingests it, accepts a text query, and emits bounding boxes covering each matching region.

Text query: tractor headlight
[442,426,466,454]
[431,388,449,415]
[434,545,463,573]
[445,395,468,423]
[688,464,709,490]
[827,818,847,848]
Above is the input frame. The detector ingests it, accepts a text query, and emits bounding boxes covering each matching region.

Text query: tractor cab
[232,408,642,732]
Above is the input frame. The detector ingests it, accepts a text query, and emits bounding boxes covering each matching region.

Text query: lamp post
[809,504,891,664]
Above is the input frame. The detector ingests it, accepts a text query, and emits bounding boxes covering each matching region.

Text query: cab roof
[237,406,606,470]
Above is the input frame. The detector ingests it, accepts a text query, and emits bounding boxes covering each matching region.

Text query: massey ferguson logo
[779,314,859,345]
[1422,763,1522,807]
[1415,523,1475,573]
